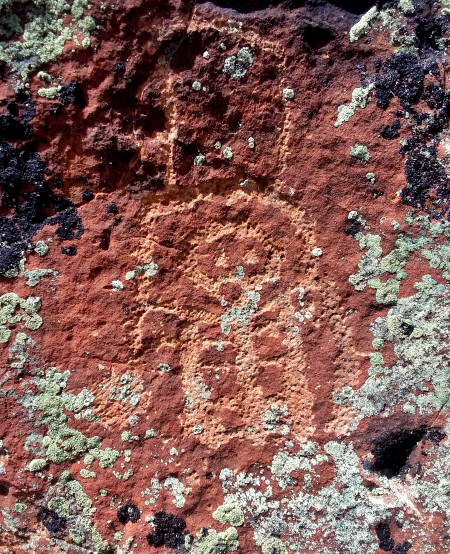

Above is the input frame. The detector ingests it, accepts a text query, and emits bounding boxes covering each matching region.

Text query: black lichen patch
[0,107,83,274]
[372,427,426,476]
[424,429,446,445]
[392,541,412,554]
[366,5,450,218]
[106,202,118,214]
[61,246,77,256]
[146,511,187,549]
[375,52,425,110]
[117,503,140,524]
[380,119,400,140]
[375,521,394,551]
[400,137,448,210]
[82,189,94,201]
[39,507,66,534]
[345,220,362,236]
[59,81,85,107]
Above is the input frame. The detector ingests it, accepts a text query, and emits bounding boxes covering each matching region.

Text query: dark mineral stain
[39,507,66,534]
[117,503,140,524]
[146,511,187,549]
[365,4,450,219]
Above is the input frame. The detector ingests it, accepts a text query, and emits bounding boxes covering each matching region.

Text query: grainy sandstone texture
[1,0,450,553]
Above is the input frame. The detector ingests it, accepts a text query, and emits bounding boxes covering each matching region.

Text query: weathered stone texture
[2,1,450,553]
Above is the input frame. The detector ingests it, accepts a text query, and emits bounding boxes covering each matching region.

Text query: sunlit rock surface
[1,1,450,553]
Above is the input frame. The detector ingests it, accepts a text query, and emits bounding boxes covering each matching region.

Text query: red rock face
[2,0,450,553]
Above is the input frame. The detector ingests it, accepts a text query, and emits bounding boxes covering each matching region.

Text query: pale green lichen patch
[349,7,378,42]
[186,526,239,554]
[37,70,52,82]
[341,212,450,428]
[223,47,253,79]
[262,537,287,554]
[262,404,290,435]
[221,288,261,334]
[43,474,110,551]
[0,0,97,77]
[335,84,375,127]
[20,367,119,472]
[0,0,96,82]
[223,146,233,160]
[19,259,55,286]
[164,476,191,508]
[219,440,390,553]
[38,86,59,98]
[194,153,206,165]
[34,240,49,256]
[0,293,42,343]
[111,280,124,291]
[350,144,370,162]
[212,502,245,526]
[100,372,143,406]
[125,261,158,280]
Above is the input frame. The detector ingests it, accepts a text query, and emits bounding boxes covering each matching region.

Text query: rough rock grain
[1,1,450,553]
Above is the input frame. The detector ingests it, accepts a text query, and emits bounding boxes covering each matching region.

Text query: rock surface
[1,0,450,553]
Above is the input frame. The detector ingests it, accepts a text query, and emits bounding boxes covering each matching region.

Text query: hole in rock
[371,427,427,476]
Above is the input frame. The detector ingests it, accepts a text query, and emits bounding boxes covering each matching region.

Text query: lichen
[0,0,96,75]
[38,86,60,98]
[213,502,245,527]
[221,288,261,335]
[349,7,378,42]
[164,476,191,508]
[125,262,158,280]
[35,241,49,256]
[350,144,370,162]
[223,47,253,79]
[340,212,450,428]
[187,527,239,554]
[222,147,233,160]
[0,293,42,343]
[282,88,294,99]
[111,280,124,291]
[194,153,206,166]
[262,537,288,554]
[219,440,390,553]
